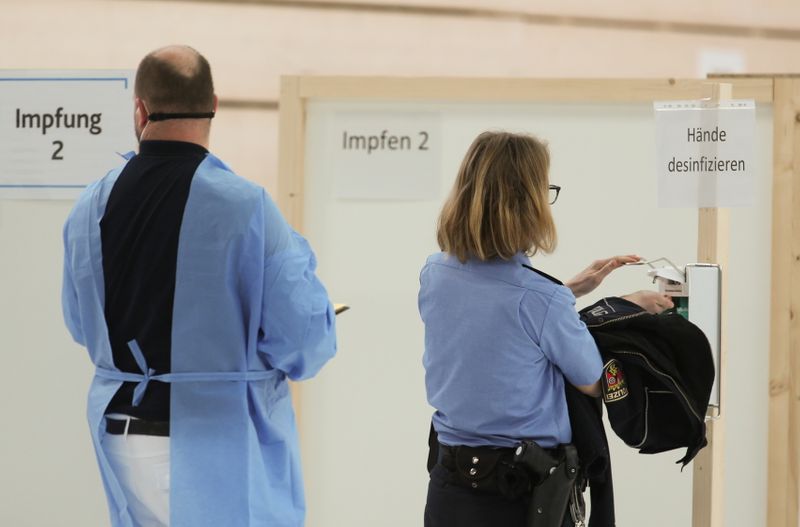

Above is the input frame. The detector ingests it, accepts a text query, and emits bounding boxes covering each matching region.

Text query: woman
[419,131,670,527]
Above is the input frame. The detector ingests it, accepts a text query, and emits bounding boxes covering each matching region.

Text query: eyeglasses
[548,185,561,205]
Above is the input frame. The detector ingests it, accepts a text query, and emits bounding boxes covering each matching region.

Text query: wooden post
[277,75,307,418]
[767,77,800,527]
[691,82,731,527]
[277,75,306,231]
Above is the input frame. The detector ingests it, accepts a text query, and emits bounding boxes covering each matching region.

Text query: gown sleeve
[256,191,337,380]
[61,221,85,346]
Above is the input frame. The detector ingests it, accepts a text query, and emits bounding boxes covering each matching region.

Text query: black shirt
[100,140,208,421]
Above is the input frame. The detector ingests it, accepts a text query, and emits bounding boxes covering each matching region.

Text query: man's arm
[256,192,336,380]
[61,225,85,346]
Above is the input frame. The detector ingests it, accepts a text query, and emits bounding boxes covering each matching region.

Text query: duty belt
[438,444,531,498]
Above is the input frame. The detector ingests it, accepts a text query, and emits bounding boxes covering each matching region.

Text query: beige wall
[0,1,795,525]
[302,0,800,30]
[4,0,800,193]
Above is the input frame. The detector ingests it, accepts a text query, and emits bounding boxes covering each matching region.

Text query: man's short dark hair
[134,47,214,113]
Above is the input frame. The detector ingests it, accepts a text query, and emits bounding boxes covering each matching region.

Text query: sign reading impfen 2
[0,70,136,199]
[325,110,441,200]
[654,99,755,207]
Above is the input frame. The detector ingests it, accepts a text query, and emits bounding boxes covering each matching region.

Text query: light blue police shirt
[419,251,603,449]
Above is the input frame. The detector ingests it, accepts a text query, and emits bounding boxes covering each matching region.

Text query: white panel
[0,199,108,526]
[303,100,695,527]
[301,99,772,527]
[722,104,773,527]
[686,264,722,409]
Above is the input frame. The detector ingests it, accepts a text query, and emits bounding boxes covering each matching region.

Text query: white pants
[103,429,170,527]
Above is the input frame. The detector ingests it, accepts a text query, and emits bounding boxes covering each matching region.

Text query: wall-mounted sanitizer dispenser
[632,259,722,418]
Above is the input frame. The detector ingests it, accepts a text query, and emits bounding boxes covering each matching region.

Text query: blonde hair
[437,131,557,262]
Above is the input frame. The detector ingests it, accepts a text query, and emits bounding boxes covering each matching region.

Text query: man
[62,45,337,527]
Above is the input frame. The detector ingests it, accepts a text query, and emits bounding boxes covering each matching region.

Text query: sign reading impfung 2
[654,99,755,207]
[0,70,136,199]
[327,111,441,200]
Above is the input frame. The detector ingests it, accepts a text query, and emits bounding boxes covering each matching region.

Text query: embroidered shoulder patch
[602,359,629,403]
[587,305,609,317]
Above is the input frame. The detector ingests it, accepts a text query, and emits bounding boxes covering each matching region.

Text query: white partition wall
[281,78,778,527]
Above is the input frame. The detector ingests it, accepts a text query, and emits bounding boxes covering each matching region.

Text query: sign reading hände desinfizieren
[654,99,755,207]
[0,70,136,199]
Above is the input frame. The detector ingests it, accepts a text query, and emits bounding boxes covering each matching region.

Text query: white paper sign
[696,49,746,77]
[325,111,441,200]
[0,70,136,200]
[655,99,755,207]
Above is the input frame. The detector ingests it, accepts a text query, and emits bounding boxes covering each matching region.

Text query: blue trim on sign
[0,77,129,88]
[0,184,87,189]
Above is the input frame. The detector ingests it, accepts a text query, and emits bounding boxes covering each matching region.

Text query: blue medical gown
[62,152,337,526]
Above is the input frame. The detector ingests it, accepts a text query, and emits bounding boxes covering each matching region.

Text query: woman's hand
[565,255,641,298]
[622,290,674,314]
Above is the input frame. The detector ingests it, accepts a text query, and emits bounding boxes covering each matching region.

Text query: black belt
[438,444,530,497]
[106,417,170,437]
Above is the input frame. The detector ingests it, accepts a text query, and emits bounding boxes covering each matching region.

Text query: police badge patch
[602,359,629,403]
